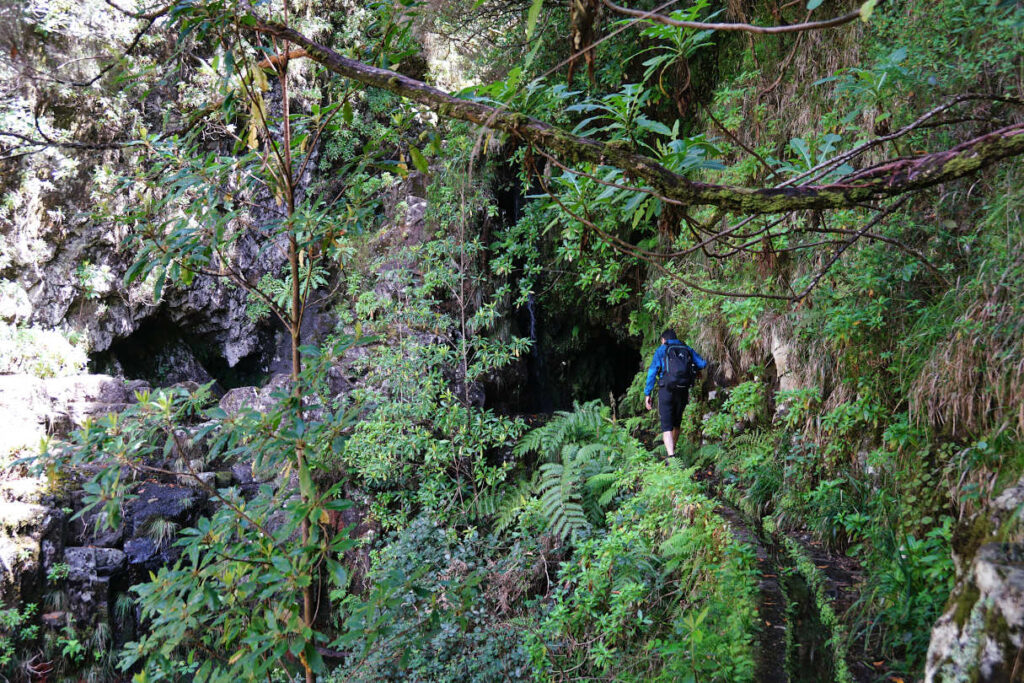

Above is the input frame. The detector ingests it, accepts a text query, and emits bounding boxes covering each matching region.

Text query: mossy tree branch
[251,18,1024,214]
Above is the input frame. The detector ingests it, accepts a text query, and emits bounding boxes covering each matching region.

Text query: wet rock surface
[127,482,205,535]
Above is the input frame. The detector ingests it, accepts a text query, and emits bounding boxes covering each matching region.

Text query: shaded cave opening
[91,313,277,393]
[485,302,642,416]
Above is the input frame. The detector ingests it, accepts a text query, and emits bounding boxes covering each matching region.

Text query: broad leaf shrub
[39,339,394,682]
[327,515,531,682]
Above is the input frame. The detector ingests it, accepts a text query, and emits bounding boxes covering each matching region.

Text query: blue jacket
[644,340,707,396]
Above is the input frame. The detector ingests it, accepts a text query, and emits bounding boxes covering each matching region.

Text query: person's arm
[691,348,708,370]
[644,346,664,409]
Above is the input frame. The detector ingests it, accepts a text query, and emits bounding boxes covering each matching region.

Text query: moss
[952,514,995,569]
[951,582,981,629]
[982,607,1015,672]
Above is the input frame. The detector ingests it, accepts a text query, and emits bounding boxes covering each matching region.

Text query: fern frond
[474,475,536,535]
[731,429,774,453]
[537,460,590,541]
[513,400,611,462]
[576,442,617,463]
[585,471,619,491]
[512,400,652,543]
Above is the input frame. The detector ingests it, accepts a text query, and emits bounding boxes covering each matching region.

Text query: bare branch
[0,128,131,151]
[58,5,170,87]
[601,0,862,34]
[102,0,173,21]
[792,198,908,301]
[782,93,1024,188]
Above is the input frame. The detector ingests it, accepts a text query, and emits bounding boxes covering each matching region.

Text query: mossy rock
[925,542,1024,682]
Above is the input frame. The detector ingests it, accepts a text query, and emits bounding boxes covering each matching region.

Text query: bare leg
[662,430,676,457]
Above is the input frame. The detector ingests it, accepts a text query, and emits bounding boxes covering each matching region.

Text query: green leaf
[299,463,314,500]
[307,645,325,673]
[636,116,673,137]
[327,560,348,589]
[860,0,879,22]
[408,146,430,175]
[526,0,543,40]
[524,32,544,69]
[342,101,353,126]
[153,268,167,301]
[806,0,823,9]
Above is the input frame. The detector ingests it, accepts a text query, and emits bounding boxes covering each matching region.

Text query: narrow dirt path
[716,504,789,683]
[698,462,879,683]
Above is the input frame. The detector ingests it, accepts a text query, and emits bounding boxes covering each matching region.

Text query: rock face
[0,373,144,458]
[925,475,1024,682]
[0,502,65,606]
[63,546,127,625]
[925,543,1024,682]
[0,374,54,457]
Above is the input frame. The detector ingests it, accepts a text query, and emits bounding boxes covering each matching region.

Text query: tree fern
[586,471,623,508]
[514,400,610,462]
[509,400,652,543]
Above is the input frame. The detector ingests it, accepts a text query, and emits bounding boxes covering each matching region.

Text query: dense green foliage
[2,0,1023,681]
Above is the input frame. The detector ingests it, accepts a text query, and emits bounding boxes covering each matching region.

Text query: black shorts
[658,386,689,432]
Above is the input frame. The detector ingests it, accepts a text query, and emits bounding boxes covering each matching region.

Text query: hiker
[644,329,707,457]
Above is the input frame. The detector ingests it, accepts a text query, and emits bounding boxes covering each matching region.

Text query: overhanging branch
[600,0,862,34]
[251,18,1024,214]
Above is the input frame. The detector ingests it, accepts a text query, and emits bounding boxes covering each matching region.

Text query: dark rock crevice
[91,311,279,391]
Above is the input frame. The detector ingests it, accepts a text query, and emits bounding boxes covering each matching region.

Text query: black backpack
[661,345,697,391]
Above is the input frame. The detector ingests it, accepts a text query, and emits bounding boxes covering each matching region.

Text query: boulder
[229,460,275,497]
[44,374,131,428]
[126,481,203,536]
[0,501,55,536]
[258,373,292,411]
[0,477,47,504]
[925,543,1024,682]
[125,379,152,400]
[123,537,163,569]
[64,546,127,583]
[0,374,143,456]
[118,481,209,572]
[219,386,260,416]
[45,374,128,406]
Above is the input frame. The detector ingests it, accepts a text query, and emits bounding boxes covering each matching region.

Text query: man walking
[644,329,707,457]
